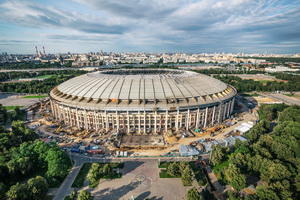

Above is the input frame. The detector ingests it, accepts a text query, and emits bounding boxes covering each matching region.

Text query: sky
[0,0,300,54]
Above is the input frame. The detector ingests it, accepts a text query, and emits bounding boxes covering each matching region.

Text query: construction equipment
[55,126,61,134]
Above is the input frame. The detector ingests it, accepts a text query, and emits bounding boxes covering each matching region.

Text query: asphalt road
[260,92,300,106]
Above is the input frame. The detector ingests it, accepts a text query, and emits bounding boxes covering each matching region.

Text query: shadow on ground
[92,184,136,200]
[121,161,144,176]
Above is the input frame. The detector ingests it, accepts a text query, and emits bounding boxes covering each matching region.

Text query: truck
[71,148,80,153]
[87,150,103,154]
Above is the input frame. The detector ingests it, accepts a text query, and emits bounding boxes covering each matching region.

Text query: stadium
[49,69,236,134]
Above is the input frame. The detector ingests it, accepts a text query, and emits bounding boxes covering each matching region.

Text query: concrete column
[155,111,157,133]
[230,98,235,113]
[218,103,222,124]
[144,110,146,133]
[105,110,108,131]
[165,110,168,132]
[138,110,141,134]
[204,107,208,127]
[176,109,179,131]
[116,111,119,132]
[83,109,88,129]
[75,108,79,128]
[95,113,99,131]
[212,106,216,125]
[61,104,65,122]
[100,114,103,129]
[68,108,72,126]
[127,110,130,134]
[196,108,200,128]
[223,102,228,119]
[186,109,190,130]
[50,101,55,119]
[227,101,231,117]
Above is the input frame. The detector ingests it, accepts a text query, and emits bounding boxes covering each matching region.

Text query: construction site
[22,69,262,156]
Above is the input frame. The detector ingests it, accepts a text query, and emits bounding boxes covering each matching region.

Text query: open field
[22,95,48,99]
[0,94,42,107]
[4,105,24,110]
[33,75,56,78]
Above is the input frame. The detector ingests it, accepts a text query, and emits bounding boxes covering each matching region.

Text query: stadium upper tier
[50,69,236,109]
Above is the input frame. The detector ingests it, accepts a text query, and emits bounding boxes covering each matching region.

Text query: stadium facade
[49,69,236,134]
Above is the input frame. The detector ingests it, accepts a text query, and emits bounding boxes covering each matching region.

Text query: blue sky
[0,0,300,54]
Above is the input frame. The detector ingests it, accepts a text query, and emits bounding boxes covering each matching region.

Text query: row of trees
[89,163,121,187]
[237,57,300,63]
[4,176,48,200]
[214,75,300,92]
[164,162,193,186]
[0,105,72,199]
[194,69,264,75]
[0,70,86,82]
[69,189,92,200]
[0,61,73,70]
[0,73,85,94]
[211,105,300,199]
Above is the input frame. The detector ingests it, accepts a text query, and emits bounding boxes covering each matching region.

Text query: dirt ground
[245,96,280,105]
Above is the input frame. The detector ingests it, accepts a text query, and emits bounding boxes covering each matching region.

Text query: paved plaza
[90,159,191,200]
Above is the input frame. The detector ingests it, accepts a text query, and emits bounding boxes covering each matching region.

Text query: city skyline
[1,0,300,54]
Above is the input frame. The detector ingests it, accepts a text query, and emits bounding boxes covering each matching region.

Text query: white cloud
[0,0,299,53]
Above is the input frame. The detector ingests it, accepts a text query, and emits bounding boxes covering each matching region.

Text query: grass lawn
[212,160,229,173]
[72,163,92,188]
[4,105,24,110]
[34,75,56,78]
[22,95,48,99]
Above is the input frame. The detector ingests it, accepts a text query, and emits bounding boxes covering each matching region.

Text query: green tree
[182,166,192,186]
[166,162,180,177]
[77,190,92,200]
[186,187,202,200]
[6,182,28,200]
[70,189,78,200]
[211,146,228,166]
[89,163,101,185]
[27,176,48,200]
[224,164,246,191]
[255,185,280,200]
[102,163,112,175]
[179,161,188,173]
[0,182,7,199]
[45,147,71,184]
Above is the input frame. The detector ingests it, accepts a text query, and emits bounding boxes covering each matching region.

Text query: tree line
[0,71,86,94]
[211,105,300,200]
[194,69,265,75]
[0,70,85,82]
[0,61,73,70]
[237,57,300,63]
[0,106,72,199]
[213,75,300,92]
